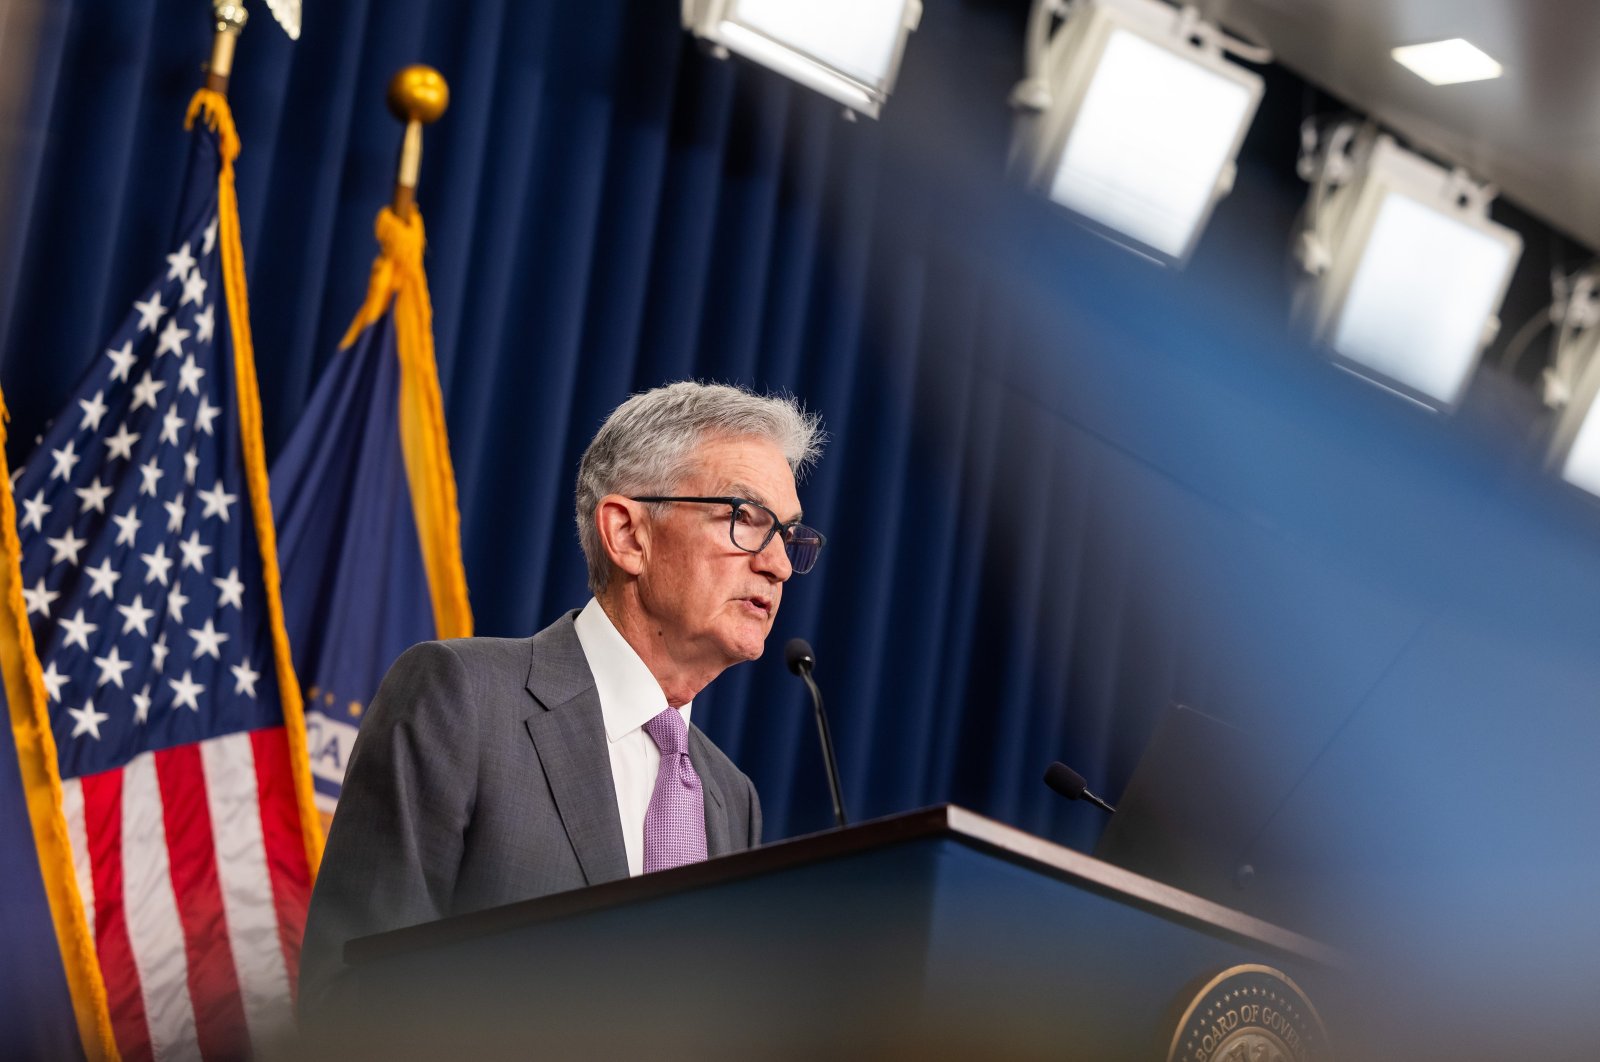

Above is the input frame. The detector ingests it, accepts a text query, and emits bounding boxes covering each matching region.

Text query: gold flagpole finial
[205,1,249,96]
[387,65,449,218]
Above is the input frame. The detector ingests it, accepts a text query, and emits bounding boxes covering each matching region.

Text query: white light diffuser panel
[1315,138,1522,408]
[697,0,920,116]
[1559,405,1600,498]
[1546,329,1600,498]
[1029,0,1263,264]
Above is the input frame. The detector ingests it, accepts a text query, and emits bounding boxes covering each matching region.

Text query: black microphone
[785,638,848,828]
[1043,761,1117,815]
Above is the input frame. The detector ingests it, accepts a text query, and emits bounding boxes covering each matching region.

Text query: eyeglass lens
[730,503,823,574]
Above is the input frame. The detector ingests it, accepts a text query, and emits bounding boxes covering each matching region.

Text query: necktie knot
[643,707,688,756]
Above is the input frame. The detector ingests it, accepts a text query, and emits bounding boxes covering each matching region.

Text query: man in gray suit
[298,381,826,1026]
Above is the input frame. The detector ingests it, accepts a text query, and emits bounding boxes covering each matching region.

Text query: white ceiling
[1200,0,1600,252]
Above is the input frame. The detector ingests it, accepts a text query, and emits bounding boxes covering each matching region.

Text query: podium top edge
[345,804,1342,968]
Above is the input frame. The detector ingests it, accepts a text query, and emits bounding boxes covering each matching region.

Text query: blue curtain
[9,0,1600,935]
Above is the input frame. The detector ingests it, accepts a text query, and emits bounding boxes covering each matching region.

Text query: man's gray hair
[576,381,825,593]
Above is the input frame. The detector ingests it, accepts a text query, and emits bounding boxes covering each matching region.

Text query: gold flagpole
[387,65,449,218]
[203,2,248,96]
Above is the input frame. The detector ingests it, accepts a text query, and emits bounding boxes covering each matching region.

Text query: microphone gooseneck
[784,638,847,828]
[1043,761,1117,816]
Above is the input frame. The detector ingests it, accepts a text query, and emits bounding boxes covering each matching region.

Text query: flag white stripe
[121,752,201,1061]
[60,778,96,942]
[201,732,293,1044]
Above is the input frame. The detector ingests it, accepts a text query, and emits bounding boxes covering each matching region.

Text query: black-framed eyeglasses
[629,496,826,574]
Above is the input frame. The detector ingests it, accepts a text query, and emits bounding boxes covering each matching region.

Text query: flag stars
[84,557,120,600]
[231,660,260,699]
[133,293,166,333]
[78,391,109,433]
[151,633,170,673]
[49,439,80,481]
[131,370,167,411]
[194,397,220,436]
[202,218,218,256]
[169,670,204,712]
[112,506,143,547]
[156,318,190,359]
[21,491,50,532]
[41,662,69,702]
[22,578,59,617]
[67,699,109,740]
[183,449,200,486]
[181,270,207,308]
[194,305,215,344]
[93,644,133,689]
[59,609,97,652]
[198,479,236,522]
[116,595,155,637]
[106,342,136,382]
[104,423,140,462]
[133,685,153,725]
[213,567,244,610]
[178,355,205,396]
[75,477,113,514]
[189,618,229,661]
[160,407,187,446]
[178,530,211,572]
[166,583,189,623]
[46,527,87,567]
[164,494,187,534]
[138,457,164,497]
[140,543,174,586]
[165,242,196,281]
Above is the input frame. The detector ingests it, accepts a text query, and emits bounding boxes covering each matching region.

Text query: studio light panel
[684,0,922,117]
[1309,135,1522,408]
[1330,192,1522,405]
[1050,29,1257,260]
[1020,0,1263,264]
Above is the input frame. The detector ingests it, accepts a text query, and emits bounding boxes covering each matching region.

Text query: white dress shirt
[571,597,693,877]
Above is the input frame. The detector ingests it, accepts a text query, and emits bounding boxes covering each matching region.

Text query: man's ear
[596,495,648,577]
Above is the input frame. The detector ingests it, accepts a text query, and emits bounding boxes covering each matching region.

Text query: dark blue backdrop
[10,14,1600,1048]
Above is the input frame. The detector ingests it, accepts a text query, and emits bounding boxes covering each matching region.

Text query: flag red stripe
[251,727,311,999]
[155,744,249,1058]
[80,768,154,1062]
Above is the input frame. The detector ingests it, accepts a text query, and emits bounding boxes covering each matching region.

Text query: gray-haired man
[298,381,825,1024]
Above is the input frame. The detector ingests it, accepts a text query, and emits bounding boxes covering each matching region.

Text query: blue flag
[271,206,471,816]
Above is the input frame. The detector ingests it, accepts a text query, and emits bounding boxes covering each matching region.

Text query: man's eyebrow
[724,482,802,522]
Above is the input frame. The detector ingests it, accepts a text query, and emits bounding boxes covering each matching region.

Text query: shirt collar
[572,597,692,743]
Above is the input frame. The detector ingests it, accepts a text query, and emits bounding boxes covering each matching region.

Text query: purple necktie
[642,708,708,873]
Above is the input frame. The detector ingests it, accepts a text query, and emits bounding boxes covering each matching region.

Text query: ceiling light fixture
[1391,38,1503,87]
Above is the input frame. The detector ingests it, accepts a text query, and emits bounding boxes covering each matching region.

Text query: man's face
[636,434,802,673]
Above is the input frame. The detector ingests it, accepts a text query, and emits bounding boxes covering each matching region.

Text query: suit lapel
[523,615,630,886]
[688,727,732,858]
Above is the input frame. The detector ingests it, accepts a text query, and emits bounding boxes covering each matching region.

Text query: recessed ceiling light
[1391,38,1503,86]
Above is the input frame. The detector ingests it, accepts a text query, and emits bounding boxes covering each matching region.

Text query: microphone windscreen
[1043,761,1089,801]
[784,638,815,676]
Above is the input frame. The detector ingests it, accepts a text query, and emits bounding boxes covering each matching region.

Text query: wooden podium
[332,806,1339,1059]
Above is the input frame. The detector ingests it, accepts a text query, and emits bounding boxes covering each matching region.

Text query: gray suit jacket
[297,611,762,1025]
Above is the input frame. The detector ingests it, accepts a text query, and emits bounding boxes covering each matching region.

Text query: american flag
[13,101,315,1059]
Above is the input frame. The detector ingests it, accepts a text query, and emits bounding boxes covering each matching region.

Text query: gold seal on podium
[1168,964,1330,1062]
